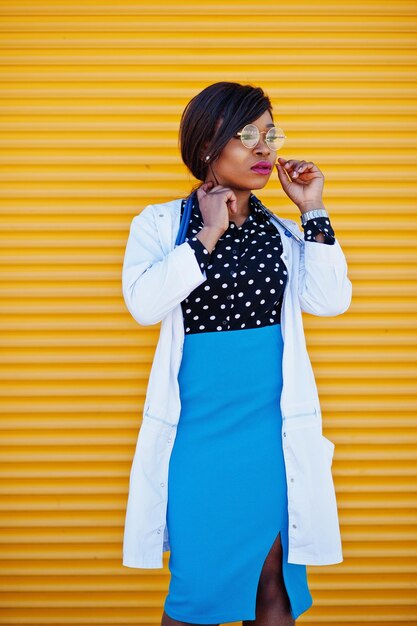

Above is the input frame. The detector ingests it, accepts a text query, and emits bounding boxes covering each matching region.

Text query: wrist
[299,207,329,227]
[201,225,225,237]
[298,200,325,214]
[196,226,223,255]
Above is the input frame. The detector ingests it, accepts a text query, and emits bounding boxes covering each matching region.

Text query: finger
[291,160,307,178]
[196,186,206,200]
[275,162,292,187]
[198,181,212,191]
[283,159,300,171]
[196,182,212,201]
[298,162,315,173]
[196,186,204,200]
[294,161,319,179]
[276,159,297,181]
[297,161,314,172]
[226,191,238,213]
[276,162,290,181]
[283,160,303,178]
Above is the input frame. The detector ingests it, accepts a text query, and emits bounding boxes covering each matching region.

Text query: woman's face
[205,109,277,191]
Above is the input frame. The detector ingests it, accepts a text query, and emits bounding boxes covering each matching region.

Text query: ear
[200,140,210,161]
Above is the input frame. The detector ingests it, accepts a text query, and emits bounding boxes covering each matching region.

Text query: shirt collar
[248,193,272,223]
[185,191,272,226]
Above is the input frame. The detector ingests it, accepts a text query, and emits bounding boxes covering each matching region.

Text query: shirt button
[157,529,161,534]
[292,524,297,529]
[290,478,294,482]
[283,432,286,437]
[232,249,238,254]
[160,482,165,487]
[222,320,227,325]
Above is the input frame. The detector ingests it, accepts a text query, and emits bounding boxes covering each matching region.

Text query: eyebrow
[236,122,275,133]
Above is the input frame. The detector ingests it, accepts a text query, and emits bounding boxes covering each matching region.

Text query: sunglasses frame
[235,123,286,151]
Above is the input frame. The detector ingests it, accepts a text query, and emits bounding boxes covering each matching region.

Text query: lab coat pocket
[283,402,320,429]
[283,409,342,561]
[309,432,342,563]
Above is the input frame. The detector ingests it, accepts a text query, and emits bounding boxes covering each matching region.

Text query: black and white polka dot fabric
[303,217,335,243]
[181,193,336,335]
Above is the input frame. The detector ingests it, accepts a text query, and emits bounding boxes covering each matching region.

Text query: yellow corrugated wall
[1,1,416,624]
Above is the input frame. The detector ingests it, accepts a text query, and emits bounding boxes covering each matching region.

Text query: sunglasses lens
[266,126,286,151]
[240,124,259,148]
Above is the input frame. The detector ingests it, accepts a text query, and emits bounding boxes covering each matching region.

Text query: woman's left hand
[275,157,325,212]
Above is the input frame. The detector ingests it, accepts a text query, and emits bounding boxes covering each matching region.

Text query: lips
[250,161,272,174]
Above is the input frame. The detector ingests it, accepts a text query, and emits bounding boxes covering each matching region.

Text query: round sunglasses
[235,123,286,151]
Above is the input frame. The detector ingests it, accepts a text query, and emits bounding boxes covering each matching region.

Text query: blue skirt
[164,323,313,624]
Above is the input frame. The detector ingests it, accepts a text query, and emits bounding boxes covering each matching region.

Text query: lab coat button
[160,482,164,487]
[283,432,286,437]
[290,478,294,482]
[292,524,297,529]
[159,214,164,217]
[157,529,161,534]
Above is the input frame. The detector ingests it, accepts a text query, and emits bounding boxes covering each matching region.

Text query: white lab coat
[121,197,352,569]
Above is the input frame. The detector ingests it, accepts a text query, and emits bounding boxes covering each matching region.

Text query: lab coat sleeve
[297,231,352,317]
[122,205,208,326]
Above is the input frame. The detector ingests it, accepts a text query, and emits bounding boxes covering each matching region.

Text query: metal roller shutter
[1,1,416,624]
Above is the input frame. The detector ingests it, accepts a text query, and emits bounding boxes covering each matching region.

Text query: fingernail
[292,171,298,177]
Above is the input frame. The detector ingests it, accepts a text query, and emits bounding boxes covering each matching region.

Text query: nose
[254,134,271,155]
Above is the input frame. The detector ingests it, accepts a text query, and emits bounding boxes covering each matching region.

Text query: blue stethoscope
[175,189,304,246]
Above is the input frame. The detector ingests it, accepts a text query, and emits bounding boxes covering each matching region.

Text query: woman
[121,81,352,626]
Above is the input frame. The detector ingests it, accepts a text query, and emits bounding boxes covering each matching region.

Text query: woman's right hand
[196,182,238,235]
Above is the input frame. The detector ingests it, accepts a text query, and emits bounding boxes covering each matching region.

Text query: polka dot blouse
[181,193,336,335]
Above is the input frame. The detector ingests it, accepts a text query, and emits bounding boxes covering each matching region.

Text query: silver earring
[205,155,210,162]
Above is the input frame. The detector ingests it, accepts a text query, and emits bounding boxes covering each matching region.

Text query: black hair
[179,81,273,191]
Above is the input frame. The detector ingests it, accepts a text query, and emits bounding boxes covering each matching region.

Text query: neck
[231,189,252,218]
[204,176,253,217]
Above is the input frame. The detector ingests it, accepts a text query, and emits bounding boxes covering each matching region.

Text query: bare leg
[242,531,295,626]
[161,609,219,626]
